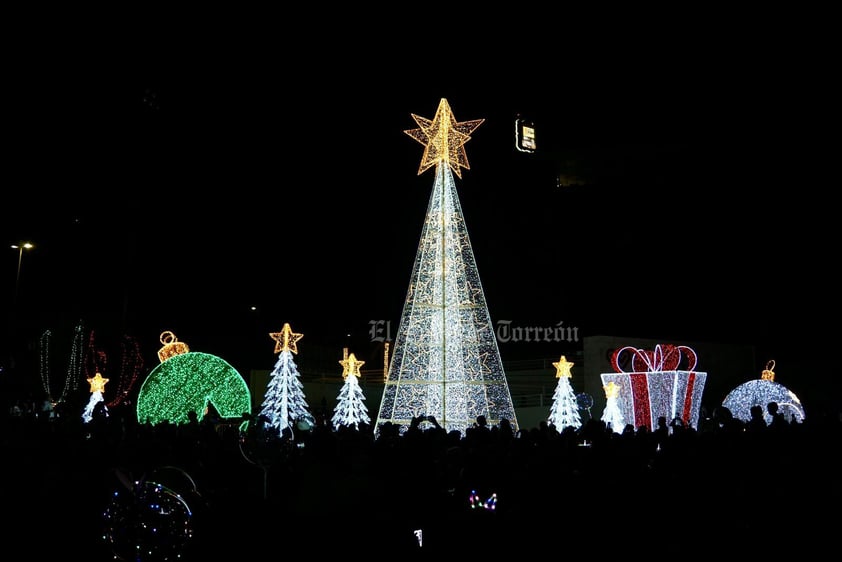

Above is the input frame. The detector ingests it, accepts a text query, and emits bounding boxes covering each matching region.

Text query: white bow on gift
[611,343,698,373]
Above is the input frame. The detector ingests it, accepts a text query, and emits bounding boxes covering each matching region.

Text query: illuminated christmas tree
[374,98,518,435]
[601,382,625,433]
[332,352,371,430]
[259,323,314,435]
[548,356,581,432]
[82,372,109,423]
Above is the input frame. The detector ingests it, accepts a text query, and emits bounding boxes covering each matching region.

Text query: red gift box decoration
[602,344,707,431]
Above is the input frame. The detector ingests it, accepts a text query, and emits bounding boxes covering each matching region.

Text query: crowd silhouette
[4,398,840,559]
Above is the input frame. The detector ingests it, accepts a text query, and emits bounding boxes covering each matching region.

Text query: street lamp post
[11,242,34,302]
[7,242,34,368]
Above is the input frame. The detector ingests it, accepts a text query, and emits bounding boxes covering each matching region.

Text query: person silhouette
[746,404,767,433]
[766,401,788,431]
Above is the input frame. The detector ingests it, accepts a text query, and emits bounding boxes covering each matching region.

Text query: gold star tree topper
[339,352,365,379]
[553,356,574,378]
[603,381,620,399]
[404,98,484,179]
[270,323,303,354]
[87,372,109,394]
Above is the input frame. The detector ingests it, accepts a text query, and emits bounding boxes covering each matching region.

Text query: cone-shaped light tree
[374,98,518,436]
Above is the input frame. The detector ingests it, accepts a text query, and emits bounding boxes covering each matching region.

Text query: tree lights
[332,352,371,430]
[601,381,625,432]
[375,99,518,435]
[548,356,582,432]
[258,324,314,435]
[82,372,109,423]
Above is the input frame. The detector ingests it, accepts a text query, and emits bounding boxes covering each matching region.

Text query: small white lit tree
[548,356,582,432]
[259,323,314,435]
[601,381,625,433]
[332,352,371,430]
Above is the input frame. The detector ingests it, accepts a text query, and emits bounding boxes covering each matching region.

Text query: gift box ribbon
[610,344,698,373]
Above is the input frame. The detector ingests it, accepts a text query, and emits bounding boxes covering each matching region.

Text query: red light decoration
[602,344,707,431]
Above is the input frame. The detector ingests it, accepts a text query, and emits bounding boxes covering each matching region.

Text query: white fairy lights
[375,99,518,435]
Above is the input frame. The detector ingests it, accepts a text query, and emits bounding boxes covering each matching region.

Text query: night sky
[3,25,839,408]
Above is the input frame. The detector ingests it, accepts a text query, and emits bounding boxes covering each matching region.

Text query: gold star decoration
[761,359,776,381]
[270,323,303,354]
[404,98,484,179]
[339,352,365,379]
[87,372,109,394]
[553,356,574,378]
[603,381,620,399]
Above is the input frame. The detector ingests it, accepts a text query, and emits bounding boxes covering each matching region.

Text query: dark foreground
[5,407,841,559]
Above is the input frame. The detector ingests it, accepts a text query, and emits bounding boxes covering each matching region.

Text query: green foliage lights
[136,351,251,426]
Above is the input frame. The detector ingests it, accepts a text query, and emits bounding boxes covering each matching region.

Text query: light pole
[7,241,33,369]
[11,242,34,302]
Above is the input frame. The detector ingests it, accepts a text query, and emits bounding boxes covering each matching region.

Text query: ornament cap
[158,331,190,363]
[761,359,776,381]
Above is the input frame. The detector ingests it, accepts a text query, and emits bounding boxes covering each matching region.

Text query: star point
[87,372,109,394]
[339,352,365,379]
[270,323,303,354]
[553,356,574,378]
[404,98,484,179]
